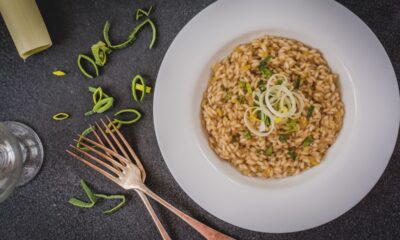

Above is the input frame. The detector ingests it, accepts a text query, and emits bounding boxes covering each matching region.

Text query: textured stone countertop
[0,0,399,239]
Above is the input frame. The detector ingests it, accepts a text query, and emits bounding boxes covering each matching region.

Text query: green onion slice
[288,149,296,160]
[80,179,97,203]
[307,105,315,120]
[103,21,136,49]
[77,54,99,79]
[106,119,123,133]
[92,87,103,104]
[52,113,69,121]
[68,198,95,208]
[91,41,111,66]
[303,136,313,147]
[135,6,153,20]
[246,83,252,95]
[76,126,95,151]
[114,108,142,124]
[294,75,301,89]
[92,97,114,114]
[94,194,126,215]
[132,74,148,102]
[128,19,157,49]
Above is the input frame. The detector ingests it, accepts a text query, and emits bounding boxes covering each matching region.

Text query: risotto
[201,35,344,178]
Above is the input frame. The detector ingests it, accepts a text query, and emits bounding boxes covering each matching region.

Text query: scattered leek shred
[136,6,153,20]
[288,149,297,161]
[307,105,315,120]
[77,54,99,78]
[294,75,301,89]
[103,7,157,50]
[91,41,112,66]
[76,126,96,151]
[265,146,273,156]
[132,74,151,102]
[279,134,288,142]
[303,136,313,147]
[85,86,114,116]
[68,180,126,215]
[52,70,66,77]
[114,108,142,124]
[259,56,273,78]
[52,113,69,121]
[243,131,252,140]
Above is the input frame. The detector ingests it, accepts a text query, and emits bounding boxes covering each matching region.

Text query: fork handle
[138,186,234,240]
[136,190,171,240]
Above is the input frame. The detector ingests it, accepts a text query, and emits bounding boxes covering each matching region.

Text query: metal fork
[66,117,234,240]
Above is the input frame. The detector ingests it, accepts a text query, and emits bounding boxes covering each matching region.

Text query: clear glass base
[3,121,43,186]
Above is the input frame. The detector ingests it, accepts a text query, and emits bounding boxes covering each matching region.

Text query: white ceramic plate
[154,0,400,233]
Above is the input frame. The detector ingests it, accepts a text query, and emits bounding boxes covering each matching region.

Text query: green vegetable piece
[76,126,95,151]
[257,80,266,91]
[225,92,232,100]
[243,131,251,140]
[279,134,288,142]
[288,149,297,161]
[80,179,97,203]
[239,80,246,89]
[91,41,111,66]
[92,87,103,104]
[283,119,298,133]
[128,19,157,49]
[94,194,126,215]
[307,105,315,120]
[92,97,114,114]
[132,74,148,102]
[77,54,99,79]
[114,109,142,125]
[237,95,245,104]
[136,6,153,20]
[294,75,301,89]
[259,56,273,79]
[303,136,313,147]
[265,146,273,156]
[68,198,95,208]
[106,119,123,134]
[52,113,69,121]
[246,83,252,95]
[103,21,137,49]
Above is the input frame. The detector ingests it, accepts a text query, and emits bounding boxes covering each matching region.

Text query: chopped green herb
[237,95,246,104]
[257,80,266,91]
[288,149,296,161]
[136,6,153,20]
[265,146,273,156]
[283,119,298,133]
[91,41,111,66]
[239,80,246,89]
[303,136,313,147]
[77,54,99,79]
[243,131,251,140]
[52,70,66,77]
[76,126,96,151]
[113,108,142,125]
[132,74,150,102]
[279,134,288,142]
[94,194,126,215]
[52,113,69,121]
[307,105,315,120]
[277,79,283,85]
[68,180,126,215]
[246,83,252,95]
[259,56,273,79]
[294,75,301,89]
[225,92,232,100]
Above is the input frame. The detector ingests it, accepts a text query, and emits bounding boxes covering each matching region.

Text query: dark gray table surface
[0,0,399,239]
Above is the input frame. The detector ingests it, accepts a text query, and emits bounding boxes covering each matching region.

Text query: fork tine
[74,136,130,166]
[72,139,125,171]
[70,144,122,176]
[66,149,120,184]
[106,116,147,181]
[100,118,131,162]
[94,122,120,160]
[91,123,121,170]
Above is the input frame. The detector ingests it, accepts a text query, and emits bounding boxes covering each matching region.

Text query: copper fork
[66,117,234,240]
